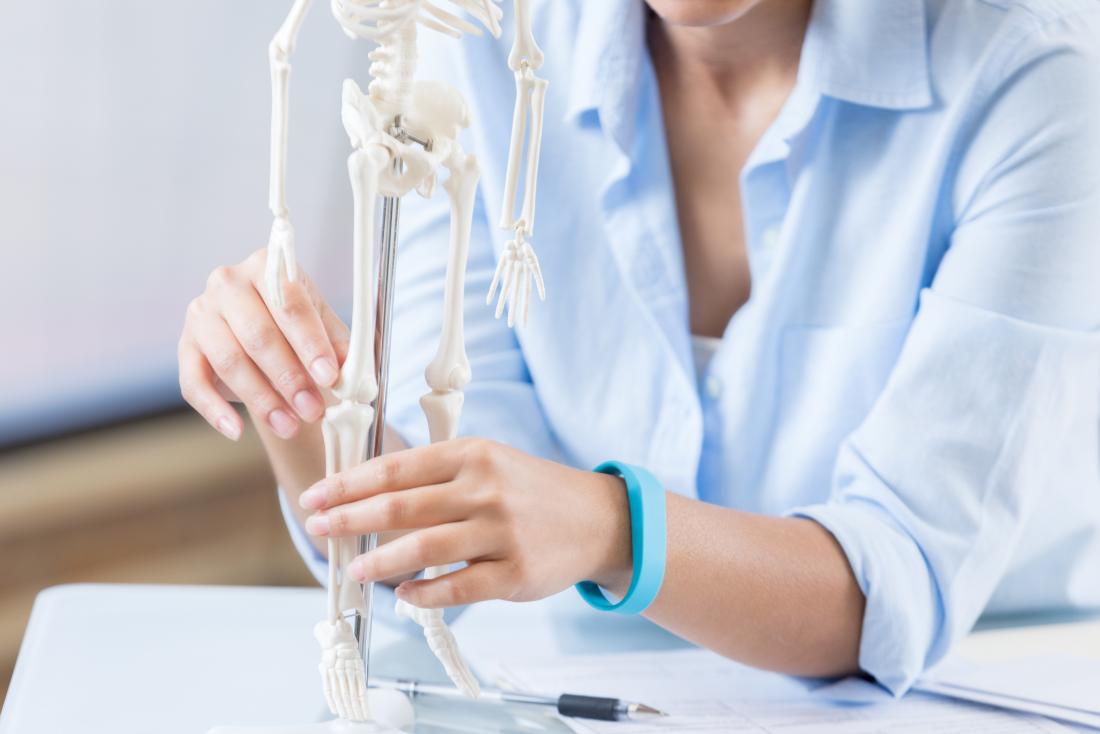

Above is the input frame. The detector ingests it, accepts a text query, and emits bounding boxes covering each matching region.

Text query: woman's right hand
[179,247,350,442]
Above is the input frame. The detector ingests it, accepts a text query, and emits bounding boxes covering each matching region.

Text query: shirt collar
[799,0,933,110]
[565,0,648,153]
[564,0,933,145]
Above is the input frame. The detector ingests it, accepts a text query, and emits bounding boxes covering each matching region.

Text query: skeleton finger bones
[493,0,548,327]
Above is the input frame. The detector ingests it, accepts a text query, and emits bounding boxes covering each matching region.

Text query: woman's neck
[647,1,813,115]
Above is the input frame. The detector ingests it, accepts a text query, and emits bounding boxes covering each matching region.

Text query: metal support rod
[354,158,403,686]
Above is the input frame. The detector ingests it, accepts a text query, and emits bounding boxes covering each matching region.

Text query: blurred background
[0,1,379,696]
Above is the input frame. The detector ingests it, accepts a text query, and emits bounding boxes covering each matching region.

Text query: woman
[178,0,1100,693]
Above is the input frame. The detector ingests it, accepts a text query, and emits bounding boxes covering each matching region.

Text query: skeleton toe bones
[395,595,481,698]
[315,618,371,722]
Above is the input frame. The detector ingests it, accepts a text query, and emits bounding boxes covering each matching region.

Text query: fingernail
[310,357,338,386]
[216,416,241,441]
[292,389,323,421]
[269,408,298,439]
[299,482,328,510]
[305,513,330,536]
[348,559,367,582]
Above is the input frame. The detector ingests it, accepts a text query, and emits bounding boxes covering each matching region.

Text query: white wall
[0,1,368,444]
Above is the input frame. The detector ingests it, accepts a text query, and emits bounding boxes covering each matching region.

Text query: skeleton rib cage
[262,0,549,724]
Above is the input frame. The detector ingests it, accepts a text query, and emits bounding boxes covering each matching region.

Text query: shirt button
[704,375,723,400]
[760,225,781,252]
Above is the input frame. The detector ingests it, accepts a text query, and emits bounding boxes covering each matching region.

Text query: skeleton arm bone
[489,0,548,326]
[266,0,316,308]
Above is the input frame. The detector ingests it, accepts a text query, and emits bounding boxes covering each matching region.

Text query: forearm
[287,438,866,677]
[597,493,864,678]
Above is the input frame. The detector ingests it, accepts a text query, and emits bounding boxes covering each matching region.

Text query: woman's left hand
[298,438,633,608]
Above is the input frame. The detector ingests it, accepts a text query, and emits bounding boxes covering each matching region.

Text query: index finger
[262,276,341,388]
[299,441,465,511]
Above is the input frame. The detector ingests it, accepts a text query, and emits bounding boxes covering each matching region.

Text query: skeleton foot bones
[247,0,550,727]
[395,593,481,698]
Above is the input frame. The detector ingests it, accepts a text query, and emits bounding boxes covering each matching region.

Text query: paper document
[916,619,1100,729]
[497,649,1075,733]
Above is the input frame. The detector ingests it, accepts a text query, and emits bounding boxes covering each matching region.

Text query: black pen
[371,676,668,722]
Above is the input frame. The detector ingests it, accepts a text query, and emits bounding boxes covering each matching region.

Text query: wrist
[586,472,634,594]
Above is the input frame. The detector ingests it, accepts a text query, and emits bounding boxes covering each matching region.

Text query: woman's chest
[508,95,956,502]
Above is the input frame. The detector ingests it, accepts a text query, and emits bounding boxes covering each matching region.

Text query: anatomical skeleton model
[211,1,548,732]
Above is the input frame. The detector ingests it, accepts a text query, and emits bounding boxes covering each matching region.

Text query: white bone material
[394,590,480,699]
[396,146,482,699]
[488,0,548,326]
[220,0,548,729]
[315,618,371,721]
[319,0,504,714]
[265,0,316,307]
[319,400,373,720]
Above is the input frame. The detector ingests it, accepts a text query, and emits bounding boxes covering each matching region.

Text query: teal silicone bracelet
[575,461,667,615]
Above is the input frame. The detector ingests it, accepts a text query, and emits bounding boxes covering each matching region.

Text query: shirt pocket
[764,318,913,511]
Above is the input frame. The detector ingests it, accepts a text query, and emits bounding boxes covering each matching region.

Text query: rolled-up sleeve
[792,13,1100,694]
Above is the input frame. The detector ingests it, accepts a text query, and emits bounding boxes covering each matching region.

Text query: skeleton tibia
[321,400,375,620]
[318,399,374,721]
[419,391,464,444]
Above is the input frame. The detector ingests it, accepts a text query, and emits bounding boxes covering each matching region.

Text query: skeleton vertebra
[262,0,549,724]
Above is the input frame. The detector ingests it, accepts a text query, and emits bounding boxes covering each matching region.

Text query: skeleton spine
[367,2,418,115]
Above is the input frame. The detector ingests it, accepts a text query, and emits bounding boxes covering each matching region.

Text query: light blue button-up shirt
[284,0,1100,695]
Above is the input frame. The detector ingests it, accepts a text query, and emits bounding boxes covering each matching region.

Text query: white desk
[3,584,1092,733]
[0,584,577,734]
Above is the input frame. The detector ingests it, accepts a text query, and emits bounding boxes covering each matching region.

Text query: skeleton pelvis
[341,78,468,197]
[403,79,469,142]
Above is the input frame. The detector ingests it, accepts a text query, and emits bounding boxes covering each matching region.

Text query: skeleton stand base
[205,689,414,734]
